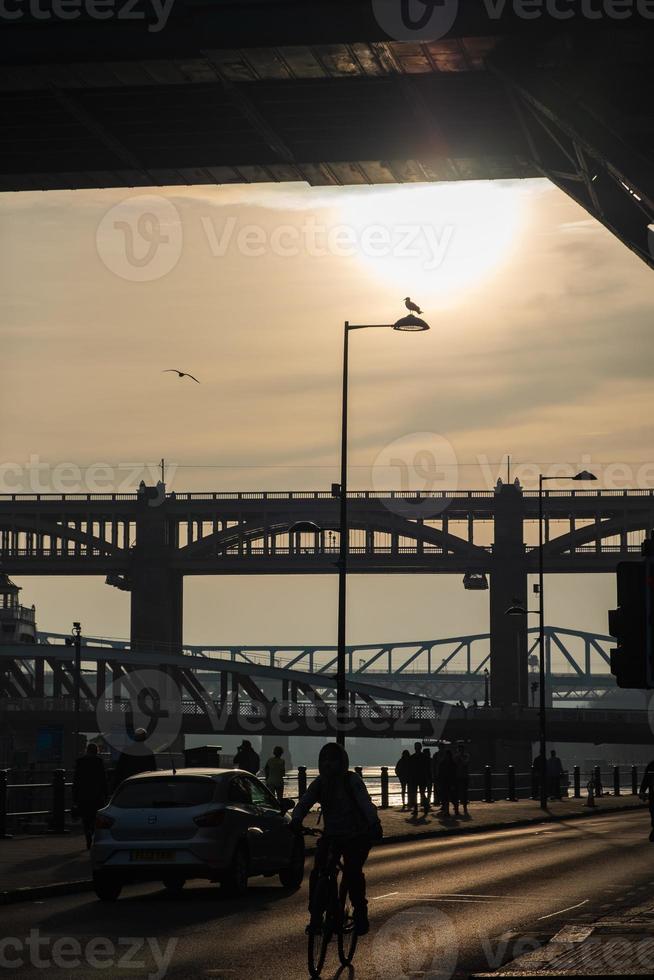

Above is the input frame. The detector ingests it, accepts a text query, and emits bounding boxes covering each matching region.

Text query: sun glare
[338,182,525,305]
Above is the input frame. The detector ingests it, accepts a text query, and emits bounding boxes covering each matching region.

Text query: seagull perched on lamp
[404,297,423,315]
[162,369,200,383]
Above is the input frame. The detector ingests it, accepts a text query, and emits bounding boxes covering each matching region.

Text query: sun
[337,181,525,306]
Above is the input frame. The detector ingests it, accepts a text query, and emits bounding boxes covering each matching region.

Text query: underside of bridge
[2,6,653,266]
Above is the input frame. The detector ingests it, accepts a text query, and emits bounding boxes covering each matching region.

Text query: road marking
[371,892,399,900]
[433,893,506,899]
[538,899,589,920]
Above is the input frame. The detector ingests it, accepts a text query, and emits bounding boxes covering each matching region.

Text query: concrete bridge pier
[128,490,183,652]
[489,483,529,710]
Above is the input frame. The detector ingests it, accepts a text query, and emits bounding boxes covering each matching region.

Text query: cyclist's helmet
[318,742,349,780]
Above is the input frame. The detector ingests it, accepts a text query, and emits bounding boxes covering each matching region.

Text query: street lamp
[507,469,597,809]
[336,314,429,746]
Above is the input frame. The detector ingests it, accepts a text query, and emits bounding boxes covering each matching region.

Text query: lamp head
[393,314,430,332]
[572,470,597,482]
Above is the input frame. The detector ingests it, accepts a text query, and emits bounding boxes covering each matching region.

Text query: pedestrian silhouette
[111,728,156,792]
[639,759,654,841]
[454,742,470,817]
[234,739,260,775]
[264,745,286,802]
[72,743,107,849]
[395,749,411,810]
[436,749,457,818]
[547,749,563,800]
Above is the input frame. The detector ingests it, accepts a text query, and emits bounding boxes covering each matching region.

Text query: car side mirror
[281,798,295,814]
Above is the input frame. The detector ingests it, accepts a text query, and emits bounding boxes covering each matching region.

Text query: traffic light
[609,548,654,689]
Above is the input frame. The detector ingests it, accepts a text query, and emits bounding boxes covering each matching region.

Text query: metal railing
[0,763,644,835]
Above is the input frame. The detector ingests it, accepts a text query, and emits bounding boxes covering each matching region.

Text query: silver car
[90,768,304,901]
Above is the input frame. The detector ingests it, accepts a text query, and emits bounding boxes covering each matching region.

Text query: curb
[0,879,95,906]
[0,801,644,907]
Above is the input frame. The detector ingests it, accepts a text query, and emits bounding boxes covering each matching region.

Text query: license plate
[129,850,174,862]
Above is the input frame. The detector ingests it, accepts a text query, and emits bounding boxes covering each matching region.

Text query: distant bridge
[0,642,648,746]
[2,482,653,707]
[36,624,616,703]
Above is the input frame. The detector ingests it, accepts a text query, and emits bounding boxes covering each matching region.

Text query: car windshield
[112,777,216,808]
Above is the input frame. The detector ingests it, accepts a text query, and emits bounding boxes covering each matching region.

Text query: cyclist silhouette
[291,742,382,936]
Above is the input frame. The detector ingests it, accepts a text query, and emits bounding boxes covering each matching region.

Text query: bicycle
[302,828,358,978]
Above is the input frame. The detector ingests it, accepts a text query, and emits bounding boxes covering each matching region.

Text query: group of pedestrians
[532,748,565,799]
[234,739,287,801]
[395,741,470,819]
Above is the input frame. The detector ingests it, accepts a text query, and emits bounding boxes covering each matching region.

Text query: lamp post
[337,314,429,745]
[507,469,596,808]
[72,621,82,742]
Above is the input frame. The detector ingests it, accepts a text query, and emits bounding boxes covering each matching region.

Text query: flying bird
[162,369,200,384]
[404,297,423,315]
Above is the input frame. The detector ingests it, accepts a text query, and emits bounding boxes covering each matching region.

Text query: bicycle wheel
[307,875,334,978]
[337,874,358,966]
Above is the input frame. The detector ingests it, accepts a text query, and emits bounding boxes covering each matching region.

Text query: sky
[1,177,653,661]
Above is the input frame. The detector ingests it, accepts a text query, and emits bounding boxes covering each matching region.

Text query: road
[1,810,653,979]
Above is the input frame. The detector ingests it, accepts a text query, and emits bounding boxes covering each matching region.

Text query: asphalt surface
[1,809,653,979]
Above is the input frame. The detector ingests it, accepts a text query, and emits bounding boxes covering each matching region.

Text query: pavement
[0,809,653,978]
[0,794,645,900]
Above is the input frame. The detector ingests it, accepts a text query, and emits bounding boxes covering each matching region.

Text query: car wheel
[162,875,186,896]
[93,871,122,902]
[221,845,249,896]
[279,837,305,890]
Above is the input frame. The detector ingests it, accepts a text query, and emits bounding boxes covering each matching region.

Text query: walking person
[420,747,432,813]
[395,750,411,810]
[72,743,107,849]
[639,759,654,841]
[431,746,441,808]
[547,749,564,800]
[234,739,260,775]
[407,742,424,818]
[454,742,470,817]
[111,728,156,792]
[264,745,286,803]
[437,748,457,818]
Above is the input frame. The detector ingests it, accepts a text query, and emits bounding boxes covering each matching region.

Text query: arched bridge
[2,482,653,707]
[0,640,649,747]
